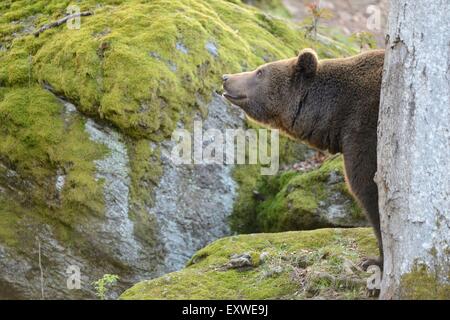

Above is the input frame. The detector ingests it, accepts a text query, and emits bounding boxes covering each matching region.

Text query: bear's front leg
[342,150,383,270]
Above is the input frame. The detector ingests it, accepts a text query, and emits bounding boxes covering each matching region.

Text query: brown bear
[222,48,385,268]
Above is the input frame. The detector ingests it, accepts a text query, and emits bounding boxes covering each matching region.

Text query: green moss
[0,49,31,86]
[400,264,450,299]
[0,85,107,246]
[229,121,314,233]
[120,227,377,300]
[30,0,304,139]
[0,87,62,179]
[0,197,23,247]
[127,139,162,246]
[0,192,72,250]
[128,140,162,206]
[231,156,365,233]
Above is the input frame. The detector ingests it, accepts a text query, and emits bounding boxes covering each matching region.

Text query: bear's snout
[221,73,249,108]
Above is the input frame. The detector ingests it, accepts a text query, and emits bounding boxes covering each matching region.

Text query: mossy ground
[231,155,365,233]
[120,227,378,300]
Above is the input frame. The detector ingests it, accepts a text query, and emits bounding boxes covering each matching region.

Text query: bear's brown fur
[223,49,384,267]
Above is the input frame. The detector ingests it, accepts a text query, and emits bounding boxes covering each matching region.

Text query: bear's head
[222,48,318,133]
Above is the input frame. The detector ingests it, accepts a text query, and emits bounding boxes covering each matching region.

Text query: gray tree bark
[377,0,450,299]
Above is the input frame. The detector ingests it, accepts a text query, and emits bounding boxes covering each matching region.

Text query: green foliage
[307,2,334,20]
[120,228,377,300]
[304,2,334,39]
[93,274,120,300]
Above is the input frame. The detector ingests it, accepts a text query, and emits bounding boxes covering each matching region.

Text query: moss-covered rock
[120,227,378,300]
[0,86,106,218]
[231,156,367,233]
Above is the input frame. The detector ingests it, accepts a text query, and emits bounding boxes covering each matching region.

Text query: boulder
[120,227,378,300]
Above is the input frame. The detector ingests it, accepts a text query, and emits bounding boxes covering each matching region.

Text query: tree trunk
[377,0,450,299]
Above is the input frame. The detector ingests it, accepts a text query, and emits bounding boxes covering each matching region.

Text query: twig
[33,11,92,37]
[37,237,45,300]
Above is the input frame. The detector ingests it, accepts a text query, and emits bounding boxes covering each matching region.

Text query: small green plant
[305,2,334,40]
[350,31,377,52]
[92,274,119,300]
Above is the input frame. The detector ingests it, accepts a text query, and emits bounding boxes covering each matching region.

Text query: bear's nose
[222,74,230,82]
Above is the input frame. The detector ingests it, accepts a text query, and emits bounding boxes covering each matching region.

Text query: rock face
[153,94,245,272]
[0,92,243,299]
[0,96,162,300]
[84,117,140,266]
[0,0,361,299]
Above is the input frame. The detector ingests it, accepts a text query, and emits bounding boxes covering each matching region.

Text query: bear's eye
[256,69,263,78]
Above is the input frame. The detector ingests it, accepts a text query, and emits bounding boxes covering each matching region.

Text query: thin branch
[33,12,93,37]
[37,237,45,300]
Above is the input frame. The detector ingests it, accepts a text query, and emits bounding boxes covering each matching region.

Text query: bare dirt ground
[283,0,389,46]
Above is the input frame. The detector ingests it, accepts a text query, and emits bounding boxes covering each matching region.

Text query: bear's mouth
[222,92,248,104]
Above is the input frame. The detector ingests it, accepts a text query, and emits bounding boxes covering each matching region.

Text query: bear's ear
[296,48,318,78]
